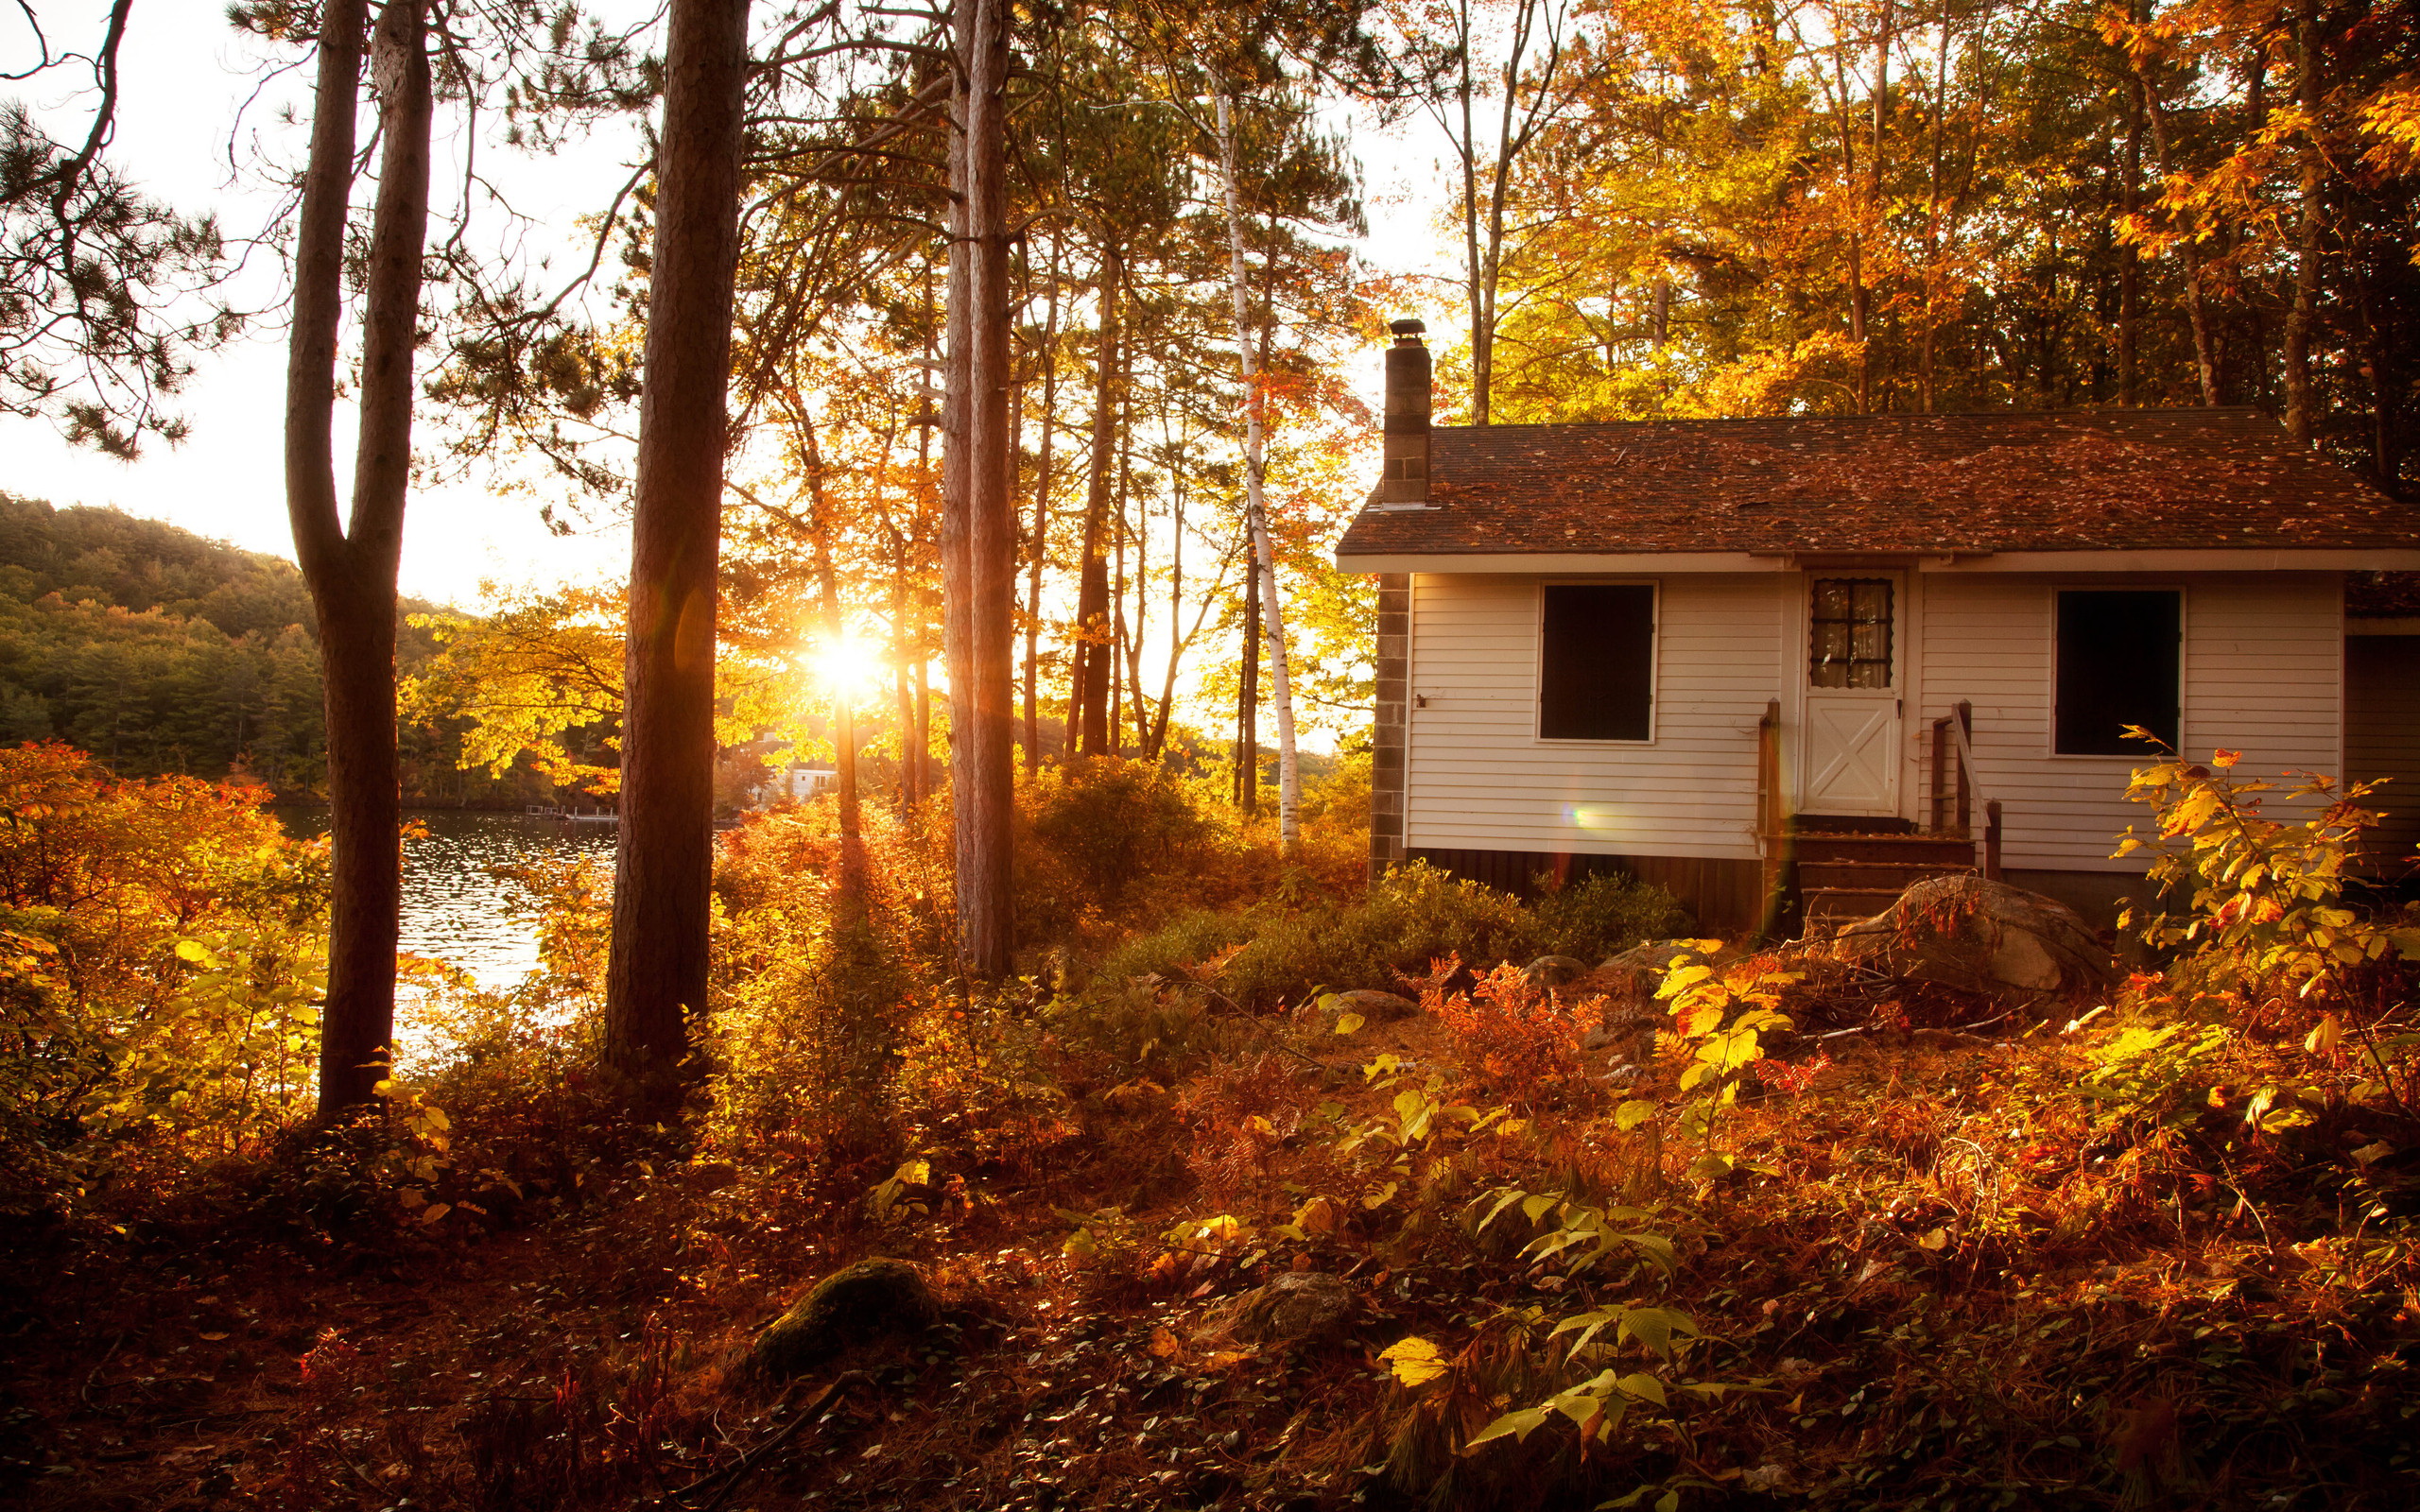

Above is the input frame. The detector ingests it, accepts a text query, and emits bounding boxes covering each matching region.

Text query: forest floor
[7,960,2417,1512]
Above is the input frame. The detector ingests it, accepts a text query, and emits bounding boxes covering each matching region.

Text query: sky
[1,5,1452,610]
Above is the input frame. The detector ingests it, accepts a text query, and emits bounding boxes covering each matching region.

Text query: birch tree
[1212,90,1301,856]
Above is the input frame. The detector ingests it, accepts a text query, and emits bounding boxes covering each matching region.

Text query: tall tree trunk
[1070,244,1120,757]
[799,415,866,926]
[285,0,430,1119]
[1919,10,1950,411]
[2283,2,2323,447]
[1237,560,1258,813]
[1024,247,1060,771]
[2135,69,2219,404]
[1213,93,1300,854]
[602,0,751,1111]
[1149,472,1183,760]
[942,0,1014,974]
[1830,39,1870,412]
[1456,0,1486,425]
[2118,77,2143,404]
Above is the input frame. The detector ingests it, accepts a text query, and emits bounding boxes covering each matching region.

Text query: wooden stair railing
[1927,700,2003,882]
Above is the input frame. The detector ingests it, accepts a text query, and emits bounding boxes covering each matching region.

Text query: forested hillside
[0,493,536,802]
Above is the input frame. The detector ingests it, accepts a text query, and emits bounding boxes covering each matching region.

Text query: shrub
[0,743,327,1226]
[1528,869,1690,960]
[1025,756,1212,902]
[1089,862,1687,1012]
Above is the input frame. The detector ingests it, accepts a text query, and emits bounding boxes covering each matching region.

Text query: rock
[1202,1271,1353,1344]
[1823,875,2115,1004]
[1525,954,1592,988]
[1598,939,1720,1000]
[751,1258,938,1378]
[1332,988,1421,1022]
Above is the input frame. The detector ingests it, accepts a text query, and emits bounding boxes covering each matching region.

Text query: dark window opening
[2055,590,2181,755]
[1809,577,1894,689]
[1540,584,1654,741]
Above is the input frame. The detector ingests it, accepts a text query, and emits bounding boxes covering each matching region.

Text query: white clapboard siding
[1405,574,1784,860]
[1915,574,2342,872]
[2346,635,2420,876]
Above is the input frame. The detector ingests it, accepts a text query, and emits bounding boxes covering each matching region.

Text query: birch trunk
[1213,92,1299,856]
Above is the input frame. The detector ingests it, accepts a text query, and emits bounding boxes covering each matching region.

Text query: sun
[805,632,889,703]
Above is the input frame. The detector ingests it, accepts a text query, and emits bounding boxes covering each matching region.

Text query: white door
[1799,575,1903,816]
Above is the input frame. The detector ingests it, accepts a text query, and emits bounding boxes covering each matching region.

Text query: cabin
[1337,319,2420,935]
[752,763,839,807]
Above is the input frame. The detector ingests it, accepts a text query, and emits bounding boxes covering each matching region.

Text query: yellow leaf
[418,1203,452,1225]
[1380,1336,1449,1387]
[1917,1228,1948,1251]
[1294,1196,1339,1234]
[174,939,216,967]
[1149,1326,1180,1359]
[1333,1011,1366,1036]
[2304,1015,2342,1056]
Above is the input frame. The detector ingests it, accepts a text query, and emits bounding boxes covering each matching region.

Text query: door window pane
[1810,577,1893,689]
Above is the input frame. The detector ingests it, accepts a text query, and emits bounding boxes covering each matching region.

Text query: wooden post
[1928,713,1950,833]
[1983,798,2004,882]
[1955,699,1974,835]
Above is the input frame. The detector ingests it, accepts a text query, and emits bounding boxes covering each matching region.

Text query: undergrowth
[5,747,2417,1512]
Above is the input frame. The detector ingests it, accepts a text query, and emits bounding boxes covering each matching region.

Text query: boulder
[751,1258,938,1378]
[1598,938,1722,1000]
[1823,874,2114,1003]
[1524,954,1593,989]
[1201,1271,1354,1344]
[1332,988,1421,1022]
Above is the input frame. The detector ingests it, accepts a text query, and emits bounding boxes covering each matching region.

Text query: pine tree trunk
[602,0,751,1111]
[942,0,1015,974]
[1024,253,1059,771]
[1070,245,1120,757]
[285,0,429,1119]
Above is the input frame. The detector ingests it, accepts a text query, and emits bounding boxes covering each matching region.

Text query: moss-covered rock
[751,1258,938,1379]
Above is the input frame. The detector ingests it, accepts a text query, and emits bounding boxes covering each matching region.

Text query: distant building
[752,763,838,806]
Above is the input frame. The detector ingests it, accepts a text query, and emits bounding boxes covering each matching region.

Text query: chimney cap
[1390,318,1426,338]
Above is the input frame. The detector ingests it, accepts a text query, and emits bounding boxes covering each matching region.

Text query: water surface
[275,807,615,989]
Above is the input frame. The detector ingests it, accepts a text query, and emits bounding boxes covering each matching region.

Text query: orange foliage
[1424,958,1599,1110]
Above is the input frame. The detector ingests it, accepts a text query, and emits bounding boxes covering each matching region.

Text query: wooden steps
[1792,830,1979,933]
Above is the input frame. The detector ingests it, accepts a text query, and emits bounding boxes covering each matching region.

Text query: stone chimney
[1376,318,1430,507]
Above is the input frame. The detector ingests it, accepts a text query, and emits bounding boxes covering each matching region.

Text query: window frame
[2046,584,2187,760]
[1532,578,1661,746]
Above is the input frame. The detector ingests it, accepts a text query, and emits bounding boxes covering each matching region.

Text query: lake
[275,808,616,989]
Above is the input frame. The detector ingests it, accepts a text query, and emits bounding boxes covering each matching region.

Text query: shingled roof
[1335,407,2420,559]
